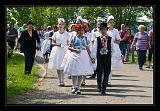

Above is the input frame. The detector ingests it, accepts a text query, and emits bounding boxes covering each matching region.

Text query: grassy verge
[127,51,153,65]
[7,52,39,103]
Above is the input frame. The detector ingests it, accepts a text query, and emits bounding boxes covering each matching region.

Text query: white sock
[72,76,78,88]
[60,70,64,84]
[82,76,86,83]
[57,70,61,83]
[77,76,83,90]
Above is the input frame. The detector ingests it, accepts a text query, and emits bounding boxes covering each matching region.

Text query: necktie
[102,36,107,48]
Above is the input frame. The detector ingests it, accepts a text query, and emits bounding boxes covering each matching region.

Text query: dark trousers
[119,44,127,56]
[23,49,36,73]
[148,45,154,61]
[7,41,15,58]
[97,55,111,91]
[8,41,15,50]
[137,50,147,68]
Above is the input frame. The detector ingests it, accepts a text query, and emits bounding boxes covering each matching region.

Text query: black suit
[96,36,112,92]
[18,29,40,74]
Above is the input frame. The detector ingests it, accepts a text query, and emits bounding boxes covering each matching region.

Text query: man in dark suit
[91,22,112,95]
[18,20,41,74]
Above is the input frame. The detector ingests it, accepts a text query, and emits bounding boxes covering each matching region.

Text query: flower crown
[75,23,88,32]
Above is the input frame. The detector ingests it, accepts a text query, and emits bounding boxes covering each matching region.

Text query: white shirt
[107,28,121,41]
[84,32,92,44]
[91,31,102,42]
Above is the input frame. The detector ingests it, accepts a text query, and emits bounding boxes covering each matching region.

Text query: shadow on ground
[83,84,153,89]
[8,90,87,104]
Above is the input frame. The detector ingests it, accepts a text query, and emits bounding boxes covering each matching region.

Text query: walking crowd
[6,15,153,95]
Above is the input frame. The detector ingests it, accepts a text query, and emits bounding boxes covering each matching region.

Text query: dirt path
[10,60,153,104]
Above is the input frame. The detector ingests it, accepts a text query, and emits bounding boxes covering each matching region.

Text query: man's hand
[91,58,95,63]
[37,47,41,51]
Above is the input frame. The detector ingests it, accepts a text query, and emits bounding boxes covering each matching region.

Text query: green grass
[7,52,39,103]
[127,51,153,65]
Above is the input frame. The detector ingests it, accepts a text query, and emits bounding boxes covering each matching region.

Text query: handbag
[35,51,45,63]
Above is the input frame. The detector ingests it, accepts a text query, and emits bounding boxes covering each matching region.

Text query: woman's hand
[74,49,81,54]
[130,45,135,49]
[52,43,61,47]
[114,39,120,44]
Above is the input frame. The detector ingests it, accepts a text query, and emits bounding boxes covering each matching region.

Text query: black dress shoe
[68,76,71,79]
[89,76,96,79]
[139,67,143,70]
[97,86,101,92]
[101,91,106,95]
[97,88,101,92]
[81,82,86,86]
[25,71,29,75]
[76,89,81,95]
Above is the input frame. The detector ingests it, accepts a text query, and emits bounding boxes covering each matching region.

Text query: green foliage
[6,6,153,32]
[7,52,39,102]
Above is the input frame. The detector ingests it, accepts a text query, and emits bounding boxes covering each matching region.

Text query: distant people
[18,20,41,74]
[48,18,69,86]
[131,25,150,70]
[68,24,76,42]
[49,25,59,52]
[125,29,135,63]
[6,23,18,58]
[146,24,153,69]
[37,27,45,46]
[41,26,52,62]
[76,16,83,24]
[119,24,128,63]
[15,24,27,51]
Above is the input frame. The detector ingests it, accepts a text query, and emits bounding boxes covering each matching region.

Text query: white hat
[58,18,65,24]
[76,16,83,23]
[77,16,83,21]
[47,26,51,29]
[107,15,114,23]
[96,17,103,22]
[82,19,88,24]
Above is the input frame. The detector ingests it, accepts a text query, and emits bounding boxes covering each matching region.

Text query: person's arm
[90,32,96,48]
[148,31,152,49]
[114,30,121,44]
[120,33,128,41]
[131,33,138,49]
[86,37,92,60]
[111,38,114,56]
[68,43,80,54]
[34,30,41,50]
[90,38,98,63]
[52,33,61,47]
[18,31,24,44]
